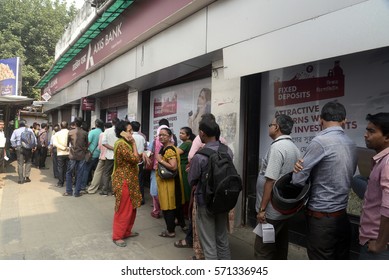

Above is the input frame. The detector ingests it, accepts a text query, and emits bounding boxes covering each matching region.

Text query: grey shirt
[255,135,300,220]
[292,126,357,212]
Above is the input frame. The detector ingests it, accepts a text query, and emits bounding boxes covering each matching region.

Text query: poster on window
[260,48,389,157]
[149,78,211,144]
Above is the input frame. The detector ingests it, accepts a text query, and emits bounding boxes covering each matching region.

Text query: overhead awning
[0,95,34,106]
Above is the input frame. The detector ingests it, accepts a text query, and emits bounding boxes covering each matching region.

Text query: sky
[64,0,85,9]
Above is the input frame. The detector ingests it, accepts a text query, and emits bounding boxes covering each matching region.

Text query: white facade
[43,0,389,226]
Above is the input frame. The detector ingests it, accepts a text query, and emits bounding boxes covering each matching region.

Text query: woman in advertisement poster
[111,121,142,247]
[156,127,186,238]
[188,88,211,136]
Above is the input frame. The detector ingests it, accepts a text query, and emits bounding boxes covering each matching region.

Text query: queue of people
[255,102,389,260]
[2,101,388,260]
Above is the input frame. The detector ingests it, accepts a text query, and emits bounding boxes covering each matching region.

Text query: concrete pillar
[71,105,78,121]
[58,109,62,123]
[211,59,243,226]
[127,89,140,121]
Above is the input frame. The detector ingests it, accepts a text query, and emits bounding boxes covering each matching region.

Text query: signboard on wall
[81,97,95,111]
[107,108,118,122]
[149,78,211,143]
[260,49,389,158]
[0,57,20,96]
[41,0,195,95]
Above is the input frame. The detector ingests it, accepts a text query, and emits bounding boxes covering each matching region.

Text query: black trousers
[38,146,48,168]
[101,159,114,193]
[254,218,289,260]
[0,148,4,172]
[57,155,69,186]
[306,211,351,260]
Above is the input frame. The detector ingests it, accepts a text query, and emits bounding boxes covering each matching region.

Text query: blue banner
[0,57,20,96]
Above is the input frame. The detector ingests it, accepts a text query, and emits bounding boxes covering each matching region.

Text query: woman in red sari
[112,120,142,247]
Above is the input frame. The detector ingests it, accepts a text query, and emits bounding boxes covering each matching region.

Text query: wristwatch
[259,207,266,213]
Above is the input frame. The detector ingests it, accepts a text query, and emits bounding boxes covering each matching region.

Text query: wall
[223,0,389,78]
[211,59,242,223]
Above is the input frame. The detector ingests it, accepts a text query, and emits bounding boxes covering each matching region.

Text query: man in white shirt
[53,121,69,188]
[0,120,6,173]
[131,121,146,204]
[100,117,119,196]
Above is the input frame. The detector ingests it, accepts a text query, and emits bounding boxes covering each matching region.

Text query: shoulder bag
[158,162,177,179]
[157,146,177,179]
[85,144,98,163]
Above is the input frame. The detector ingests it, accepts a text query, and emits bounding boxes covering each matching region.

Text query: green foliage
[0,0,77,99]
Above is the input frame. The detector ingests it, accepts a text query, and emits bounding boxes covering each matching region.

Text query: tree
[0,0,77,100]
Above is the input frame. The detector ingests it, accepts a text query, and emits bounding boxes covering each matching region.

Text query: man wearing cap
[359,112,389,260]
[292,101,357,259]
[255,114,300,260]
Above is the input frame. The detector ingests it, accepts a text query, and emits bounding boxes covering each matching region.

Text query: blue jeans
[81,157,99,190]
[66,159,85,196]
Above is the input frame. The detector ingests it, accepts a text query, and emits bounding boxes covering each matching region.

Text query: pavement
[0,159,308,260]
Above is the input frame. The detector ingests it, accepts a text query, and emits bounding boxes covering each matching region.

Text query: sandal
[174,239,192,248]
[113,240,127,247]
[181,226,189,233]
[127,232,139,238]
[158,231,175,238]
[175,223,189,233]
[151,212,161,219]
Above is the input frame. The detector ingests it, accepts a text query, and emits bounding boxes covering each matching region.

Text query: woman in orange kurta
[111,120,142,247]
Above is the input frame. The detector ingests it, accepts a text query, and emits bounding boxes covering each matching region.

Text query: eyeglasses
[268,123,277,127]
[158,134,169,137]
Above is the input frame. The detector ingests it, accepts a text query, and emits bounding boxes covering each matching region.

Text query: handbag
[144,140,155,171]
[85,145,97,163]
[157,162,177,179]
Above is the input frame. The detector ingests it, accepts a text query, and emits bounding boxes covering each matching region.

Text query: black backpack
[196,143,242,214]
[20,128,36,150]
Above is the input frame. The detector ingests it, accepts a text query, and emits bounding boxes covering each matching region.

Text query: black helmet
[271,172,310,215]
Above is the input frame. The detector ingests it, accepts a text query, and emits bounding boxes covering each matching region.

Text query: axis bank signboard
[259,49,389,157]
[0,57,20,96]
[42,0,195,97]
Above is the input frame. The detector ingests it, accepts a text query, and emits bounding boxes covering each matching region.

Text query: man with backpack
[10,120,37,184]
[188,114,240,259]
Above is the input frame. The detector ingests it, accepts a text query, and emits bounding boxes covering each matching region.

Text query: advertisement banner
[274,75,344,106]
[149,78,211,144]
[0,57,20,96]
[107,108,118,122]
[81,97,95,111]
[260,50,389,157]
